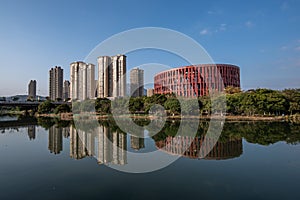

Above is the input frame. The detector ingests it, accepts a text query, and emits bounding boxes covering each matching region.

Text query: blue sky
[0,0,299,96]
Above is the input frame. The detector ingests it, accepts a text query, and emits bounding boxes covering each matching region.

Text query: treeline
[224,88,300,116]
[37,87,300,116]
[94,88,300,116]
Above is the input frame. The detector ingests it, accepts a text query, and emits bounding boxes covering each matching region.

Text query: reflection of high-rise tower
[97,55,126,98]
[69,124,127,165]
[70,126,90,159]
[48,125,63,154]
[96,125,127,165]
[27,125,36,140]
[130,135,145,150]
[62,126,70,138]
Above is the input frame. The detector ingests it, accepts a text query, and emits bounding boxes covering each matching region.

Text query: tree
[240,92,257,116]
[95,98,111,114]
[224,86,242,94]
[111,97,130,114]
[80,99,96,112]
[164,98,180,115]
[38,100,54,114]
[282,89,300,114]
[199,96,211,115]
[181,98,201,115]
[211,95,226,115]
[129,97,144,113]
[54,104,71,114]
[226,93,243,115]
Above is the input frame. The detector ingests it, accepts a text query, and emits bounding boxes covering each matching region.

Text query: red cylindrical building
[154,64,240,97]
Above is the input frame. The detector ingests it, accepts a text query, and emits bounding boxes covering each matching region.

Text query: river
[0,116,300,200]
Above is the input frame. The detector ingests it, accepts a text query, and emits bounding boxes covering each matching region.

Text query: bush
[54,104,71,114]
[38,100,54,114]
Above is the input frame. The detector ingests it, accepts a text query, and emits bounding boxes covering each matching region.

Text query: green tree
[199,96,211,115]
[54,104,71,114]
[111,97,130,114]
[38,100,54,114]
[80,99,96,112]
[282,89,300,114]
[129,97,144,113]
[226,93,243,115]
[95,98,111,114]
[224,86,242,94]
[181,98,201,115]
[164,98,180,115]
[240,91,257,115]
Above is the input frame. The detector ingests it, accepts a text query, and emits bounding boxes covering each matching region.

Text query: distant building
[147,88,154,97]
[130,68,144,97]
[97,55,126,98]
[70,62,95,101]
[126,83,131,96]
[49,66,63,101]
[28,80,36,100]
[63,80,70,101]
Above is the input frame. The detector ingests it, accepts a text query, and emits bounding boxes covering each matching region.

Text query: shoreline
[32,112,300,123]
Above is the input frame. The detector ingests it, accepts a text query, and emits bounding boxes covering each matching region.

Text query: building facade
[154,64,240,97]
[130,68,144,97]
[28,80,36,100]
[97,55,126,98]
[146,88,154,97]
[70,62,95,101]
[63,80,70,101]
[49,66,63,101]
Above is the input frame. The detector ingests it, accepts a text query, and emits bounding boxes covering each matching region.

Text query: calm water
[0,116,300,200]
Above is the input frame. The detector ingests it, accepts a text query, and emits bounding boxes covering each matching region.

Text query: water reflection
[1,117,300,200]
[65,120,243,163]
[70,125,127,165]
[48,125,63,154]
[27,125,36,140]
[156,135,242,160]
[1,117,300,165]
[130,135,145,150]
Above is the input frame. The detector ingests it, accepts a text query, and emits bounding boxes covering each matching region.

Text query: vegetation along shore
[2,88,300,123]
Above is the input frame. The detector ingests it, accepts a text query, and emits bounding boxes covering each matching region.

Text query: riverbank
[33,112,300,123]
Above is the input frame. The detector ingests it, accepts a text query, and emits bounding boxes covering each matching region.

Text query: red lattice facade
[154,64,240,97]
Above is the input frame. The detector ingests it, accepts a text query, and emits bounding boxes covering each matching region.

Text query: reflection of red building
[154,64,240,97]
[156,135,242,160]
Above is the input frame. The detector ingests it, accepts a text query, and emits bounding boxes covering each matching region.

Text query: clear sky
[0,0,299,96]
